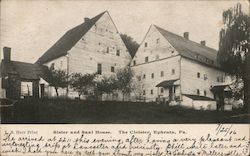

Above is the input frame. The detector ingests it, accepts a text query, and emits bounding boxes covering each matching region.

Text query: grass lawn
[1,98,249,124]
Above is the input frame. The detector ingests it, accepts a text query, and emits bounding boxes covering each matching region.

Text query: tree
[95,76,117,100]
[217,3,250,110]
[120,33,139,58]
[47,65,69,97]
[132,75,145,101]
[116,67,134,101]
[70,73,96,99]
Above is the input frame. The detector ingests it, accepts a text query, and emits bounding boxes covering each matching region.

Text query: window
[97,63,102,75]
[156,38,160,44]
[133,60,136,66]
[143,74,146,79]
[197,72,200,78]
[107,47,109,53]
[145,57,148,62]
[98,42,101,45]
[204,90,207,96]
[160,88,164,93]
[21,82,33,97]
[197,89,200,95]
[145,42,148,47]
[111,66,115,72]
[204,74,207,80]
[143,90,146,95]
[217,76,220,82]
[151,73,154,79]
[116,50,120,56]
[172,69,175,75]
[161,71,164,77]
[220,75,224,82]
[151,89,153,95]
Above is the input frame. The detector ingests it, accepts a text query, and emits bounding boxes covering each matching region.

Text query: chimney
[200,40,206,46]
[183,32,189,40]
[3,47,11,62]
[84,17,90,23]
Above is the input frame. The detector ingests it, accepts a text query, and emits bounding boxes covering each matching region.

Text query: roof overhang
[183,94,215,101]
[210,84,231,92]
[156,79,179,87]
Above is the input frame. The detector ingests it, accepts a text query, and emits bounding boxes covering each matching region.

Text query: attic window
[156,38,160,44]
[161,71,164,77]
[197,72,200,78]
[172,69,175,75]
[111,66,115,72]
[204,74,208,80]
[116,50,120,56]
[107,47,109,53]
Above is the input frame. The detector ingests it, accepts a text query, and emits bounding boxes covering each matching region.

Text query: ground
[1,98,249,124]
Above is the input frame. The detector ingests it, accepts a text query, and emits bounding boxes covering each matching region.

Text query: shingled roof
[154,25,220,68]
[0,60,49,80]
[36,11,106,64]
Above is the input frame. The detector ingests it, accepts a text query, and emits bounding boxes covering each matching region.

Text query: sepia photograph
[0,0,249,124]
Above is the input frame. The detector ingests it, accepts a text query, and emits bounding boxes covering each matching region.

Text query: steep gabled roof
[154,25,220,68]
[36,11,106,64]
[0,60,49,80]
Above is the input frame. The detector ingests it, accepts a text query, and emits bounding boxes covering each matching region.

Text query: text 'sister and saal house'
[0,11,234,110]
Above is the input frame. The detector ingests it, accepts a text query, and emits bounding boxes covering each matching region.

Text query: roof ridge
[154,25,218,53]
[36,11,106,64]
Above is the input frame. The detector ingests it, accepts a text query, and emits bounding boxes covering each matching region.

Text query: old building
[36,11,131,99]
[131,25,231,110]
[0,47,49,99]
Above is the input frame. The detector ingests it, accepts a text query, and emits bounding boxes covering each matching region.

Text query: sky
[0,0,249,63]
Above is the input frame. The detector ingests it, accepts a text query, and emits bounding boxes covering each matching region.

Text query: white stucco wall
[180,57,226,99]
[182,95,216,110]
[131,25,181,102]
[42,12,131,100]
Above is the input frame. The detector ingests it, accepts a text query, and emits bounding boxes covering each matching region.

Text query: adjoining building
[0,47,50,99]
[130,24,231,110]
[36,11,131,100]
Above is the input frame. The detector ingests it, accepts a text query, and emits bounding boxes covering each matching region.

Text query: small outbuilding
[182,94,217,110]
[0,47,50,99]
